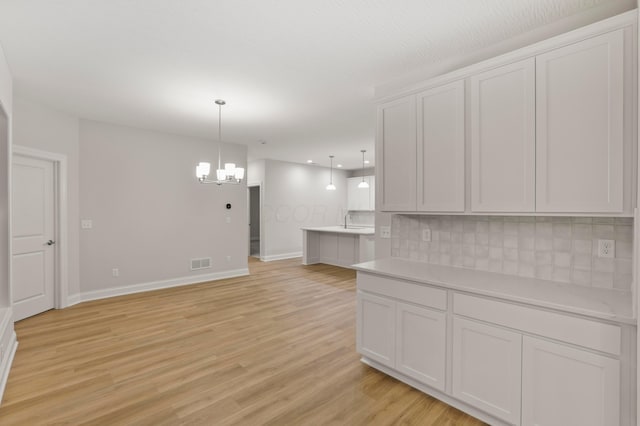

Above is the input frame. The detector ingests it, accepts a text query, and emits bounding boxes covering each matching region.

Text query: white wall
[247,159,265,185]
[0,44,11,309]
[12,97,81,297]
[254,159,348,260]
[0,40,15,403]
[78,120,248,295]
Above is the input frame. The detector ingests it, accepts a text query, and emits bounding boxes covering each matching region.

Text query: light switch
[81,219,93,229]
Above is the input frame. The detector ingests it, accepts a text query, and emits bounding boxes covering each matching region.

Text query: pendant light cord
[330,155,334,183]
[217,102,222,171]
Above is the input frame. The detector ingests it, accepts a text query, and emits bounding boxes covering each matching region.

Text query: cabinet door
[377,96,417,211]
[417,80,465,212]
[536,30,624,213]
[522,336,620,426]
[357,291,395,367]
[452,317,522,425]
[396,302,446,391]
[470,58,535,212]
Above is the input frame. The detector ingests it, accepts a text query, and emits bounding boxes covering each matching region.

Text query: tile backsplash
[348,211,374,227]
[391,215,633,290]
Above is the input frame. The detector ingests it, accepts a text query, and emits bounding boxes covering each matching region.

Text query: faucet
[344,213,349,229]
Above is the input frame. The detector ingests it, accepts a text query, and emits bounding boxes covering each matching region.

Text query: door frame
[12,145,68,310]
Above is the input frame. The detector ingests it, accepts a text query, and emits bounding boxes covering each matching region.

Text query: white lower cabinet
[357,291,395,367]
[452,317,522,425]
[356,287,446,388]
[521,336,620,426]
[356,272,628,426]
[396,302,446,391]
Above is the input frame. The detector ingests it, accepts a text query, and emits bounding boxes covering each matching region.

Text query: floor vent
[191,257,212,271]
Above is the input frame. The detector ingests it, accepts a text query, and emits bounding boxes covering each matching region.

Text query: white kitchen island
[302,226,375,268]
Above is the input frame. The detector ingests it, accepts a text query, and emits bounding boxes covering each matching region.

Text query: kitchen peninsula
[302,226,375,268]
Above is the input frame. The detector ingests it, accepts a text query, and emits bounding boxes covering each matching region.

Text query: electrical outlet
[597,240,615,258]
[226,255,231,262]
[81,219,93,229]
[112,268,119,277]
[422,228,431,242]
[379,226,391,239]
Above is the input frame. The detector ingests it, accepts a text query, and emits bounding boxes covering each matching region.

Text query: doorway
[248,185,260,258]
[11,146,68,321]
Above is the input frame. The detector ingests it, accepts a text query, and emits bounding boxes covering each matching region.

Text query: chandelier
[196,99,244,185]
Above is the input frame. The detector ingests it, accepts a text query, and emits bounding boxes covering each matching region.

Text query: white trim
[1,98,12,320]
[66,293,81,307]
[0,307,16,404]
[74,269,249,304]
[261,252,302,262]
[12,145,69,309]
[0,332,16,404]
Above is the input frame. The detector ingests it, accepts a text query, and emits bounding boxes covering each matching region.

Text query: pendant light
[195,99,245,185]
[358,149,369,189]
[326,155,336,191]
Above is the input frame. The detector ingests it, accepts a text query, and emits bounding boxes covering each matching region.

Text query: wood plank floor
[0,258,486,425]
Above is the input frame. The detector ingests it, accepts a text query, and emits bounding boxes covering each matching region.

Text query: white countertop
[301,225,375,235]
[353,258,634,324]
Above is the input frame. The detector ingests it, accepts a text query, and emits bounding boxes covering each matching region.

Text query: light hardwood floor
[0,258,486,425]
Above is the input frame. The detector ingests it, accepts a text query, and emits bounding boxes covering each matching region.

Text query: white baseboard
[261,252,303,262]
[0,307,17,404]
[66,294,82,307]
[75,268,250,304]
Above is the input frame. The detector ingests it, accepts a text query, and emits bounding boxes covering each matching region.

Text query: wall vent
[190,257,212,271]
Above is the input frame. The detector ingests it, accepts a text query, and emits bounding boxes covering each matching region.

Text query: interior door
[12,155,55,321]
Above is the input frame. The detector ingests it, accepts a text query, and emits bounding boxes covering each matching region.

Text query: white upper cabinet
[376,17,634,215]
[378,95,417,211]
[417,80,465,212]
[536,30,625,213]
[471,58,535,212]
[347,176,375,211]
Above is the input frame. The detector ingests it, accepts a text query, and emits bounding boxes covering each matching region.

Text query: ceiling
[0,0,633,170]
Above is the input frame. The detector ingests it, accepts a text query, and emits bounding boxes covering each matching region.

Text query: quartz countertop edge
[301,226,375,235]
[353,258,635,325]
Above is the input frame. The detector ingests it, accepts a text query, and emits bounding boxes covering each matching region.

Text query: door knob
[46,240,55,246]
